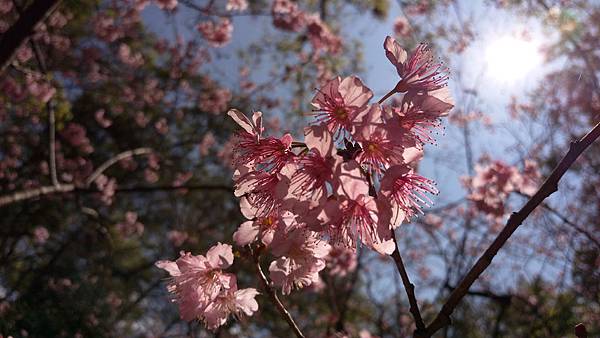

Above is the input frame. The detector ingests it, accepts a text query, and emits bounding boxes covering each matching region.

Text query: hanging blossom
[384,36,449,94]
[155,243,259,328]
[157,36,453,330]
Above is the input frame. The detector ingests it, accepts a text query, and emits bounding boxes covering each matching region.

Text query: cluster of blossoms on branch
[157,35,454,329]
[463,157,540,225]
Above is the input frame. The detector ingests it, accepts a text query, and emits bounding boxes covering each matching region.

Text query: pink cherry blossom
[318,161,396,255]
[167,230,189,247]
[393,16,412,37]
[233,207,280,246]
[326,246,357,277]
[233,170,289,217]
[311,76,373,136]
[115,211,144,237]
[203,281,259,330]
[61,123,94,154]
[118,43,144,68]
[354,105,405,174]
[226,0,248,11]
[94,109,112,128]
[154,0,177,10]
[271,0,306,32]
[305,14,342,55]
[155,243,235,321]
[197,18,233,48]
[379,164,439,225]
[384,36,449,93]
[33,226,49,244]
[269,227,331,294]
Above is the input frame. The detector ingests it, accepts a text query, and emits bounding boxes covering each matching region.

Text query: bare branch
[0,184,75,206]
[419,121,600,337]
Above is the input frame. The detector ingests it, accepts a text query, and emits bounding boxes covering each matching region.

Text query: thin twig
[516,191,600,250]
[252,248,305,338]
[391,230,427,334]
[420,121,600,337]
[84,148,152,187]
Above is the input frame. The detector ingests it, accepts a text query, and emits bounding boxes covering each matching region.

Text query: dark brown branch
[252,250,305,338]
[0,0,61,74]
[419,121,600,337]
[391,230,426,334]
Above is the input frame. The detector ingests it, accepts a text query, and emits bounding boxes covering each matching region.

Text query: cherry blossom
[197,18,233,48]
[271,0,306,32]
[311,76,373,136]
[393,16,412,37]
[155,243,245,323]
[384,36,449,93]
[226,0,248,11]
[269,226,331,294]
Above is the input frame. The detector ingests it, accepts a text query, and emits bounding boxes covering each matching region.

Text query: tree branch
[84,148,153,187]
[0,184,233,207]
[419,121,600,337]
[252,248,305,338]
[391,230,426,334]
[0,0,61,74]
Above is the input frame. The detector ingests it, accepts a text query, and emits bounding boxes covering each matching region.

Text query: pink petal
[227,109,254,134]
[206,243,234,269]
[384,36,407,72]
[304,124,333,156]
[338,75,373,108]
[155,260,181,276]
[233,221,260,246]
[234,288,260,315]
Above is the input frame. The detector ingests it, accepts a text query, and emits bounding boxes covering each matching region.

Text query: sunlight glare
[485,35,542,83]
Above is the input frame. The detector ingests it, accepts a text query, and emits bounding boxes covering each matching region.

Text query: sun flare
[485,35,543,82]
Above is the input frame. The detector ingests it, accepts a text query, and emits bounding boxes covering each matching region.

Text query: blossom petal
[233,221,260,246]
[155,260,181,276]
[206,242,234,269]
[384,36,407,73]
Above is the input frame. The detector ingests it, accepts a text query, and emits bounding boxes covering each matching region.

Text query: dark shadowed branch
[391,230,427,334]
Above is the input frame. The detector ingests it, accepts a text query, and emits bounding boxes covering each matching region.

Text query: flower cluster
[155,243,259,329]
[229,36,452,282]
[157,35,453,331]
[463,158,540,219]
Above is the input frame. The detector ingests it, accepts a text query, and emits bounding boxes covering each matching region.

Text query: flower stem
[377,88,398,105]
